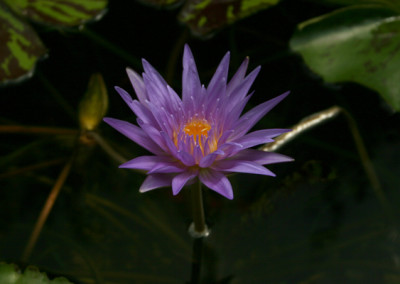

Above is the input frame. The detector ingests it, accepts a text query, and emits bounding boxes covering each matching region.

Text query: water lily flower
[104,45,292,200]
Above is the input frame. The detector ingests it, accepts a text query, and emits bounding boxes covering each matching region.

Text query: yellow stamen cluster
[183,119,211,138]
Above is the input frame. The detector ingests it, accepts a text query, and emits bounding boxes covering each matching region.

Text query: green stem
[192,180,206,233]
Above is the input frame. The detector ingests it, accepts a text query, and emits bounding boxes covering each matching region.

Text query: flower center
[183,119,211,138]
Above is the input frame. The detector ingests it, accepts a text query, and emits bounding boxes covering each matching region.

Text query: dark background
[1,0,400,283]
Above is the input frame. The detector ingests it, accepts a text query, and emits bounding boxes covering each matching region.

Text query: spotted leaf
[4,0,108,27]
[0,2,47,85]
[179,0,280,37]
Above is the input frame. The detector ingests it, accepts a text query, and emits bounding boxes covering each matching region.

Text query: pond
[1,0,400,283]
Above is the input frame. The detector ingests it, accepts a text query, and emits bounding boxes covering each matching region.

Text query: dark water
[1,0,400,283]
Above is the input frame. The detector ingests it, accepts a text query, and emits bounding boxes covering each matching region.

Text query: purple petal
[182,45,201,110]
[223,93,252,130]
[139,174,173,193]
[193,145,203,164]
[143,73,168,108]
[131,100,158,126]
[172,170,198,195]
[142,59,168,88]
[207,51,230,97]
[230,92,290,140]
[217,142,244,158]
[221,67,260,122]
[199,169,233,200]
[103,117,163,154]
[148,161,185,174]
[166,85,183,114]
[213,160,275,176]
[114,86,135,112]
[228,66,260,103]
[231,149,294,165]
[119,155,171,170]
[126,68,147,103]
[226,57,249,95]
[232,129,291,149]
[177,150,196,166]
[114,87,158,127]
[199,149,224,168]
[138,121,167,151]
[161,131,179,157]
[145,102,173,135]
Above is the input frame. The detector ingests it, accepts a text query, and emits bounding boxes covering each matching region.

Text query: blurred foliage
[136,0,282,37]
[0,263,72,283]
[290,2,400,111]
[0,0,107,85]
[178,0,281,37]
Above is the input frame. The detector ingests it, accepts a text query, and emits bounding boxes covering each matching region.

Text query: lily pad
[290,5,400,111]
[3,0,108,27]
[179,0,281,37]
[0,2,47,85]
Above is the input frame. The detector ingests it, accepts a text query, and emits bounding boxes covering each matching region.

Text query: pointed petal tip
[114,86,132,100]
[126,67,140,80]
[280,90,291,98]
[141,58,149,66]
[183,44,195,64]
[223,190,234,200]
[172,184,184,196]
[126,67,134,74]
[184,43,191,52]
[103,116,113,124]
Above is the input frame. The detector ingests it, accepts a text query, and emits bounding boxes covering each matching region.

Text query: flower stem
[22,157,74,262]
[189,180,209,238]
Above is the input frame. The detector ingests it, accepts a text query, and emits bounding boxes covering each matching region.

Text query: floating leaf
[3,0,108,27]
[0,263,73,283]
[78,73,108,131]
[179,0,280,37]
[290,5,400,111]
[0,2,47,85]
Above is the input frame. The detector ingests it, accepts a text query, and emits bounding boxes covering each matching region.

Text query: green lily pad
[0,2,47,85]
[179,0,281,37]
[3,0,108,27]
[290,5,400,111]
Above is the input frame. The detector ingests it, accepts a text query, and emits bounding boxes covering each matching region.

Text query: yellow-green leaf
[179,0,280,37]
[0,2,47,85]
[4,0,108,27]
[0,262,73,283]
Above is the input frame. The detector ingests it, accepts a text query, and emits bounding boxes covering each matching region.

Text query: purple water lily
[104,45,292,199]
